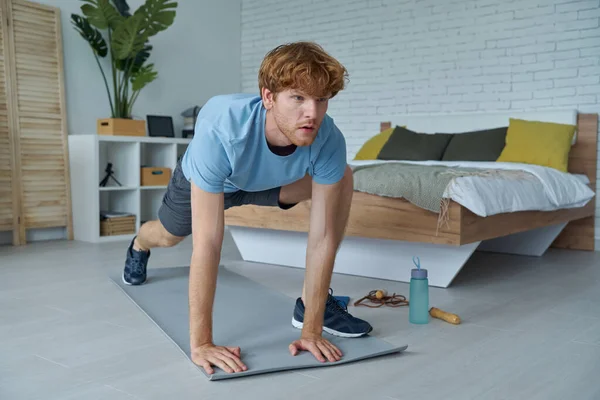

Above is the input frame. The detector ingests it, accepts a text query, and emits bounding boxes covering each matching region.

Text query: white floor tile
[1,234,599,399]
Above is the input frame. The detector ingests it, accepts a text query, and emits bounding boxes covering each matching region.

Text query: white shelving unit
[68,135,192,243]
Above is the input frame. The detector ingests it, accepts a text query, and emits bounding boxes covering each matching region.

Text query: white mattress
[348,160,595,217]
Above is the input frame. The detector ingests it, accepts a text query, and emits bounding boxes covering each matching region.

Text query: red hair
[258,41,348,99]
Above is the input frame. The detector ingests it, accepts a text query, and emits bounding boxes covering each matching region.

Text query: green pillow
[377,126,453,161]
[441,127,507,161]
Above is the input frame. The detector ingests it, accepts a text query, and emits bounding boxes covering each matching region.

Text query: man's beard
[273,113,318,146]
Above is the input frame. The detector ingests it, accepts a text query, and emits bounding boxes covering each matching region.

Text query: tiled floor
[1,230,600,399]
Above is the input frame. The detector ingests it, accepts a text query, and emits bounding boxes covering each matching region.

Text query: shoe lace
[326,288,348,314]
[132,259,145,275]
[129,249,148,275]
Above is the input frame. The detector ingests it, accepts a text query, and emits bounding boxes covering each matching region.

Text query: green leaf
[71,14,108,57]
[111,13,146,60]
[135,0,177,37]
[131,44,152,73]
[130,63,158,91]
[80,0,123,30]
[110,0,131,17]
[115,44,152,72]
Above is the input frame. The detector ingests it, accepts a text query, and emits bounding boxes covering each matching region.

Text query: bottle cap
[411,256,427,279]
[411,268,428,279]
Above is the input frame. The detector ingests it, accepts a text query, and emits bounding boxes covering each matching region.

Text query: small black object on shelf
[181,105,201,138]
[146,115,175,137]
[99,162,122,187]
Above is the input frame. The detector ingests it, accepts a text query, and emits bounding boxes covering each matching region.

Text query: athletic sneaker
[292,289,373,337]
[122,236,150,285]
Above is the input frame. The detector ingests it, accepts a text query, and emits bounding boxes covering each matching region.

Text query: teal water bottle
[409,256,429,324]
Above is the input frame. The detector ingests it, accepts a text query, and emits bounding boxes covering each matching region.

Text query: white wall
[240,0,600,247]
[0,0,242,245]
[39,0,242,136]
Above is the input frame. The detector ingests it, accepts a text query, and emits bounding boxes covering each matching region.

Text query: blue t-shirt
[180,94,347,194]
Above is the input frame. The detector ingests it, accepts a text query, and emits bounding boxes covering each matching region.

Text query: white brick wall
[241,0,600,246]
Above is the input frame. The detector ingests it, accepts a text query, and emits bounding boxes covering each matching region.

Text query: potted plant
[71,0,177,136]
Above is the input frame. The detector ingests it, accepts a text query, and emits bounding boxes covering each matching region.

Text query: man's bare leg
[133,220,186,251]
[278,173,312,206]
[124,219,187,286]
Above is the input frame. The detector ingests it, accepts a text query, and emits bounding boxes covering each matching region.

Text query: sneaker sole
[291,317,370,338]
[122,272,132,285]
[122,271,145,286]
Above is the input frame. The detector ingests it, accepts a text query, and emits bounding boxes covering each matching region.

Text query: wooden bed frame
[224,112,597,287]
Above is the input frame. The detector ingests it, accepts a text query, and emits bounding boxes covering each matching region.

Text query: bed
[224,110,598,287]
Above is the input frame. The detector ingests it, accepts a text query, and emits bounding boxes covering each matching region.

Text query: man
[122,41,372,375]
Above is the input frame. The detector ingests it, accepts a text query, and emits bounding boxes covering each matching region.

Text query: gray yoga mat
[110,265,407,381]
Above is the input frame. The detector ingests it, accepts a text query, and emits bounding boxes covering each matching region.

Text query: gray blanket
[351,162,483,213]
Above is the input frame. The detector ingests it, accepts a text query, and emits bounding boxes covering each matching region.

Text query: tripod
[99,162,122,187]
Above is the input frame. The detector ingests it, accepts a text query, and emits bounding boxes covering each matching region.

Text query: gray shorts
[157,161,295,237]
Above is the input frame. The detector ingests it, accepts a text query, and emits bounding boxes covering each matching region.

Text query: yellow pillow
[496,118,576,172]
[353,128,394,160]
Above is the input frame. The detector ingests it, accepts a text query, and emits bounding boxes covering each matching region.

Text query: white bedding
[348,159,595,217]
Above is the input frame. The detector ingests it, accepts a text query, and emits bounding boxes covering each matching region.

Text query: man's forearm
[301,169,353,336]
[302,236,338,334]
[189,245,221,348]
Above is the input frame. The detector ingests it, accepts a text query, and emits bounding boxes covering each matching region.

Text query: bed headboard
[380,108,577,133]
[380,110,597,184]
[381,111,598,250]
[568,113,598,190]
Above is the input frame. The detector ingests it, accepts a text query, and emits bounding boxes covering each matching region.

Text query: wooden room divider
[0,0,72,245]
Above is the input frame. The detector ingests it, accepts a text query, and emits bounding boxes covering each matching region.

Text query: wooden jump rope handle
[429,307,461,325]
[354,290,461,325]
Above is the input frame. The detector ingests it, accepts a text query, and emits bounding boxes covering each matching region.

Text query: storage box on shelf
[97,118,146,136]
[68,134,191,242]
[141,167,171,186]
[100,213,136,236]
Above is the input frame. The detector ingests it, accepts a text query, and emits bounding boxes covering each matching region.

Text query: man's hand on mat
[191,343,247,374]
[289,332,343,362]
